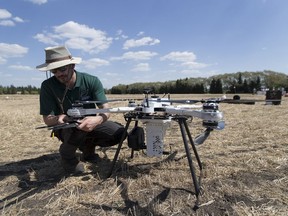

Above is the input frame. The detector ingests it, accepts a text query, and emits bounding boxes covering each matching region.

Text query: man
[36,45,126,174]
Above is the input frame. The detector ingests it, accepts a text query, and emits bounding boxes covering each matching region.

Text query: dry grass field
[0,94,287,216]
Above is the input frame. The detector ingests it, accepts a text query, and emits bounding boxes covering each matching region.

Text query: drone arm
[67,107,136,118]
[165,108,223,121]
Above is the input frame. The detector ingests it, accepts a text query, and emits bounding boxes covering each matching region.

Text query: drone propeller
[74,98,131,104]
[194,121,225,145]
[194,128,212,145]
[220,98,281,104]
[216,121,225,130]
[154,99,202,104]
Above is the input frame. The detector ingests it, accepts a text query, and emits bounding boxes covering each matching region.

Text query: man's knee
[54,128,87,146]
[89,121,127,147]
[114,126,127,144]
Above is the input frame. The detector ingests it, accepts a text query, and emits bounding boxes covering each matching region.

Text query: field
[0,94,287,216]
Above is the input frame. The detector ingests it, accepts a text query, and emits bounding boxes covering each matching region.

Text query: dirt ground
[0,94,287,216]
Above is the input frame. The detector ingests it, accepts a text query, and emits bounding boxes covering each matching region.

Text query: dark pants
[54,121,126,166]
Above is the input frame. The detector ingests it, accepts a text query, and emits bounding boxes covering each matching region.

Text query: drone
[36,88,283,209]
[36,89,229,209]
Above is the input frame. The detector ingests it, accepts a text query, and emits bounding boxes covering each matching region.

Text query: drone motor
[202,101,222,129]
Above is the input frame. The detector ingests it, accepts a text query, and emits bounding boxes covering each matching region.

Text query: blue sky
[1,0,288,89]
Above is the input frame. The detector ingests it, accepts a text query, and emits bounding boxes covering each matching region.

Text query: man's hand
[43,114,69,126]
[76,115,104,132]
[57,114,69,124]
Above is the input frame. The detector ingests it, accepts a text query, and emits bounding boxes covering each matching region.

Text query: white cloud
[33,32,61,45]
[27,0,48,5]
[137,31,145,36]
[161,51,197,62]
[82,58,110,69]
[0,20,14,26]
[111,51,158,61]
[0,9,12,19]
[161,51,207,70]
[34,21,113,53]
[0,43,28,64]
[123,37,160,49]
[131,63,150,72]
[8,65,34,71]
[13,17,24,23]
[0,9,25,26]
[115,29,128,40]
[0,56,6,64]
[181,61,207,69]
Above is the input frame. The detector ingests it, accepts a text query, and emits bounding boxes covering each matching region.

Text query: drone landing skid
[108,115,203,209]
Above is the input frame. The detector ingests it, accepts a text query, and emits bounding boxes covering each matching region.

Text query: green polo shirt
[40,71,107,116]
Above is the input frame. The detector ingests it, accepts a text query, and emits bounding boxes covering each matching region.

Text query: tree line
[1,70,287,95]
[0,85,40,94]
[109,71,285,94]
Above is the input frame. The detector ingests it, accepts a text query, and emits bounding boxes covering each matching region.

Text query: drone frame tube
[176,116,203,208]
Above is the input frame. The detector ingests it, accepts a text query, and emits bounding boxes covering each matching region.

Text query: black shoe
[61,160,85,175]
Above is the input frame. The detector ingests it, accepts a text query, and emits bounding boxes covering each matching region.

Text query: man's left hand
[76,116,104,132]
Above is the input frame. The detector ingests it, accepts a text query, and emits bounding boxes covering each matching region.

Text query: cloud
[123,37,160,49]
[137,31,145,36]
[34,21,113,53]
[82,58,110,69]
[0,9,11,19]
[8,65,34,71]
[131,63,150,72]
[0,56,6,64]
[161,51,197,62]
[33,32,60,45]
[111,51,158,61]
[0,20,15,26]
[13,17,24,23]
[0,43,28,64]
[114,29,128,40]
[181,61,207,69]
[0,9,25,26]
[161,51,207,70]
[27,0,48,5]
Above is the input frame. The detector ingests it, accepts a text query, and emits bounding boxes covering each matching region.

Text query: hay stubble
[0,94,287,215]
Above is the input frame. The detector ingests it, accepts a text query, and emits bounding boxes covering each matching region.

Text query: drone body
[66,94,225,153]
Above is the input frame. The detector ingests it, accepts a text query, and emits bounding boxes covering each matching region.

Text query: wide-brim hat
[36,46,82,71]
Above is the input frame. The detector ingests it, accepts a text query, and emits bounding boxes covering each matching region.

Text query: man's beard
[57,74,70,84]
[56,66,73,85]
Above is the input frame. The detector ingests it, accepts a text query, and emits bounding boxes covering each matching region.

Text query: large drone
[37,89,228,208]
[36,89,283,208]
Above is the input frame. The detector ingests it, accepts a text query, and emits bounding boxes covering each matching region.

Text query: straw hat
[36,46,82,71]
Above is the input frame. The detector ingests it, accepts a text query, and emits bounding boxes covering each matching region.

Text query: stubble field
[0,94,287,216]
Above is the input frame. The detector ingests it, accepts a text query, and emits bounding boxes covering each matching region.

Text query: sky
[1,0,288,89]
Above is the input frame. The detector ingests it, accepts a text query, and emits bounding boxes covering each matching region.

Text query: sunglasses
[50,65,68,74]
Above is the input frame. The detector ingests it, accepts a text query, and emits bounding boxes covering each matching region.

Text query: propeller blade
[151,99,202,104]
[75,99,128,104]
[216,121,225,130]
[194,128,212,145]
[220,99,281,104]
